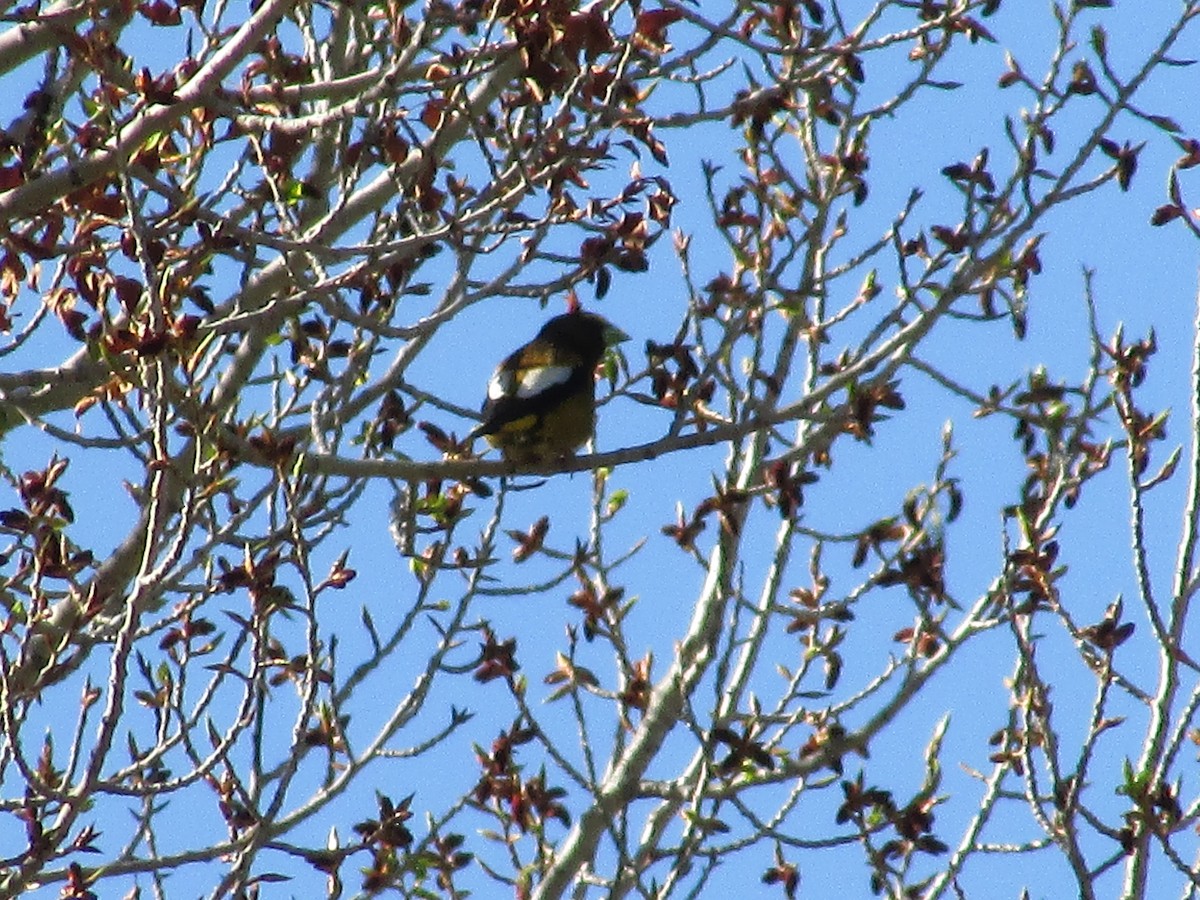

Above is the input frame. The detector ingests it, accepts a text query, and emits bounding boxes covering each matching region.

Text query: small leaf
[1146,114,1181,133]
[1150,204,1184,226]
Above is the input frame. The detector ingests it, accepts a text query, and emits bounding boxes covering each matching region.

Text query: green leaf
[606,489,629,517]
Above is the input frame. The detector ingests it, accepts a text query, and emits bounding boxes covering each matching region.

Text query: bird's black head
[536,312,628,365]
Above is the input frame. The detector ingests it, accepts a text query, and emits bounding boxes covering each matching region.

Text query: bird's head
[537,311,629,364]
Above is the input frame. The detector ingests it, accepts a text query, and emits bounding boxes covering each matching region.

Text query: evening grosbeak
[469,311,629,464]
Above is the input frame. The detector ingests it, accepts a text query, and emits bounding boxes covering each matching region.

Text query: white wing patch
[486,369,514,401]
[488,365,572,400]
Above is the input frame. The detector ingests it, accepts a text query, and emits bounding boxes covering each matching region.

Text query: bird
[468,310,628,464]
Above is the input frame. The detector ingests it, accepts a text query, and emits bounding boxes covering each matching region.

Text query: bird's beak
[603,323,630,346]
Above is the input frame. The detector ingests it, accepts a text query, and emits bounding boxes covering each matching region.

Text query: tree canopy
[1,1,1200,898]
